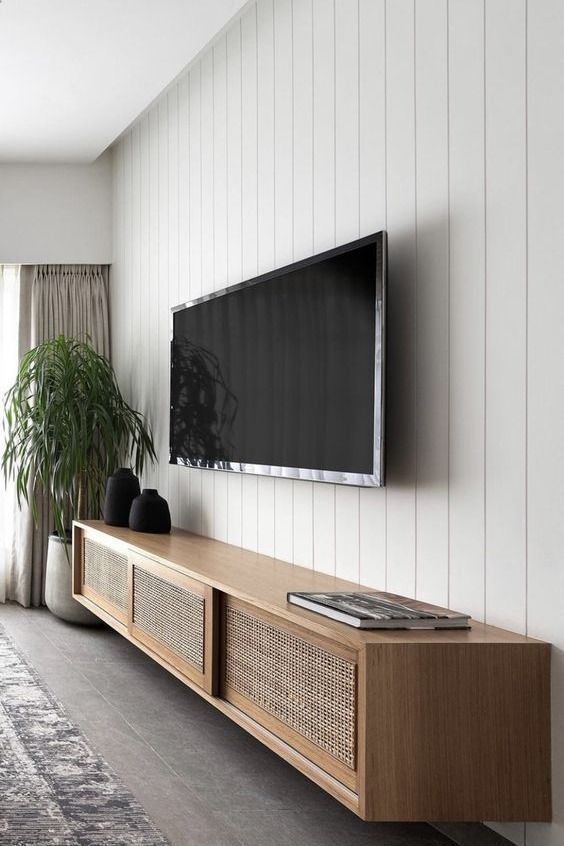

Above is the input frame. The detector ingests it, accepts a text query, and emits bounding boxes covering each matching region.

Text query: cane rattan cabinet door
[129,552,216,693]
[78,530,129,625]
[222,597,358,790]
[71,522,552,823]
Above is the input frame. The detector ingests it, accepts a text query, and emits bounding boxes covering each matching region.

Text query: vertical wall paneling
[214,470,229,542]
[241,473,258,552]
[257,0,276,273]
[148,107,160,489]
[200,50,216,537]
[123,132,133,404]
[257,475,275,557]
[273,0,295,563]
[110,142,120,375]
[313,481,335,575]
[414,0,449,605]
[109,4,564,841]
[311,0,336,571]
[448,0,486,620]
[335,485,360,583]
[178,76,191,304]
[358,0,386,238]
[157,99,170,502]
[484,0,527,641]
[116,138,126,390]
[138,115,152,491]
[188,466,203,536]
[312,0,335,255]
[139,117,150,414]
[274,471,293,562]
[358,0,386,589]
[359,488,385,589]
[227,22,244,547]
[214,37,229,293]
[291,0,315,568]
[384,0,417,597]
[187,64,203,533]
[334,0,359,244]
[293,480,314,568]
[527,1,564,843]
[241,5,259,279]
[240,5,259,552]
[333,0,360,581]
[177,76,191,528]
[227,473,243,548]
[273,0,294,267]
[110,138,125,414]
[227,23,243,284]
[256,0,276,555]
[167,87,180,526]
[167,89,180,326]
[187,65,204,533]
[293,0,313,262]
[188,65,203,301]
[212,37,229,543]
[201,468,215,539]
[130,125,141,427]
[201,51,215,297]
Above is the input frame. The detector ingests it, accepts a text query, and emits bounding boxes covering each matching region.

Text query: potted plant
[2,335,156,623]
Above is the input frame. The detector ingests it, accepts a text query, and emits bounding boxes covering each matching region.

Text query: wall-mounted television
[170,231,386,486]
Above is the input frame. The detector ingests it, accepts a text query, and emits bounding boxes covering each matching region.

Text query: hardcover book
[287,590,471,630]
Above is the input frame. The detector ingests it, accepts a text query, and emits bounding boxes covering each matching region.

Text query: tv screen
[170,231,386,486]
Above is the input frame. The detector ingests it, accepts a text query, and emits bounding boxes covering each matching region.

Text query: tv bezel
[170,230,387,487]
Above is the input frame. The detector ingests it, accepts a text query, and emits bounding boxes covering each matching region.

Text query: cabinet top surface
[74,521,548,648]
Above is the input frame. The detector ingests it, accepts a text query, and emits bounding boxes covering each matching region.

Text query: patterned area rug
[0,623,169,845]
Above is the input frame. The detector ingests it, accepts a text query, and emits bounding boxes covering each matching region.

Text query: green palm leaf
[1,335,156,542]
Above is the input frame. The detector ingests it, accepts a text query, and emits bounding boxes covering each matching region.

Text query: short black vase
[103,468,141,527]
[129,489,171,534]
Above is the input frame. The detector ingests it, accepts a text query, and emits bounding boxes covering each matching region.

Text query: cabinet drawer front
[82,537,128,621]
[224,602,357,778]
[132,562,205,673]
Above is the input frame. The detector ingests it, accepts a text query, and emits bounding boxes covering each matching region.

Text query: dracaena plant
[1,335,156,542]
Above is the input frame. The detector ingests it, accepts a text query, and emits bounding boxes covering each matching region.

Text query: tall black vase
[103,468,140,527]
[129,489,171,534]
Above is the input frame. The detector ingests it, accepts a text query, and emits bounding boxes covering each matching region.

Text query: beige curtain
[32,265,110,355]
[6,264,110,607]
[0,265,31,603]
[1,266,33,606]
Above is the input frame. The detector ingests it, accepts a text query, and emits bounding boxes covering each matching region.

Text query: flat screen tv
[170,231,386,486]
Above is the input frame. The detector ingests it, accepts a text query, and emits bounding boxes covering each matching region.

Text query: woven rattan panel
[83,538,128,612]
[225,606,356,768]
[132,566,204,672]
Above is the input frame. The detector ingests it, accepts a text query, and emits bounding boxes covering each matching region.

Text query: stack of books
[287,590,471,630]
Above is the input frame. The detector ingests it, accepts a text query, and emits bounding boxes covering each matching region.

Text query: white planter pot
[44,535,99,625]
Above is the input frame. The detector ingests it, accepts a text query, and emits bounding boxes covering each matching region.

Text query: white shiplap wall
[110,2,564,843]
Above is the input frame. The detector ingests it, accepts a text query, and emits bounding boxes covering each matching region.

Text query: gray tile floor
[0,603,457,846]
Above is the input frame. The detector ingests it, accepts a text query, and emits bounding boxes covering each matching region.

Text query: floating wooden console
[72,520,551,822]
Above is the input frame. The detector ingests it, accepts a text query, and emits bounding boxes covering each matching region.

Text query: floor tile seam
[0,616,187,795]
[3,614,247,845]
[33,626,247,846]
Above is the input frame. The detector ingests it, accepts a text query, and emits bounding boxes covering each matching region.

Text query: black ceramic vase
[103,468,141,527]
[129,489,171,534]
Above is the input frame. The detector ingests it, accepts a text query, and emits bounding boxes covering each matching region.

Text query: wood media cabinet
[72,520,551,822]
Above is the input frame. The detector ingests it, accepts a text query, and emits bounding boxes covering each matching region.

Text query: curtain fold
[3,264,110,607]
[32,265,110,355]
[5,266,34,606]
[0,265,28,603]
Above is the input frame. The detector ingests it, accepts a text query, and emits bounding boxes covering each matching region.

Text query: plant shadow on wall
[170,336,238,467]
[1,335,156,621]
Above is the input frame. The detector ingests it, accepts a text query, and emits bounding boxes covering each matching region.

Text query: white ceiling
[0,0,248,163]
